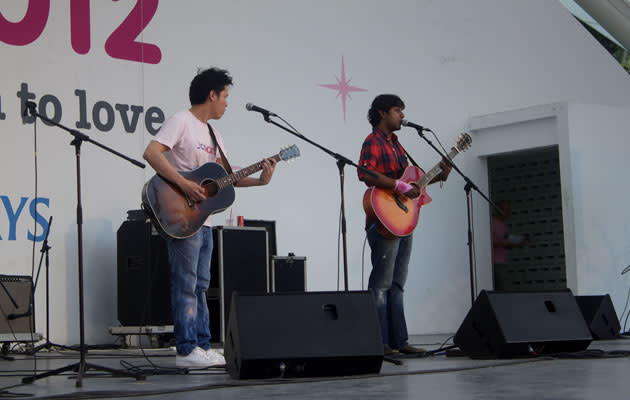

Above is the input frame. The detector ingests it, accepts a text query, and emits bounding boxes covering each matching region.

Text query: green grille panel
[488,147,566,291]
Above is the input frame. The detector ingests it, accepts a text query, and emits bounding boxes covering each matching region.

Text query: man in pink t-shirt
[143,68,276,369]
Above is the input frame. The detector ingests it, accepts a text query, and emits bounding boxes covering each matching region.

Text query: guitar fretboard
[417,147,460,187]
[210,154,282,190]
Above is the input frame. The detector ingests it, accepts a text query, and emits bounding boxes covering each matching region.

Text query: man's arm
[143,140,206,202]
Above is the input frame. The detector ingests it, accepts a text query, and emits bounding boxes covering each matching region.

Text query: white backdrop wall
[564,104,630,301]
[2,1,630,345]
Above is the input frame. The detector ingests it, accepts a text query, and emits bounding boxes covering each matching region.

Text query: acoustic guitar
[142,145,300,239]
[363,134,472,238]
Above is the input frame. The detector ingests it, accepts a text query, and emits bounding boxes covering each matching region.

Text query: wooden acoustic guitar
[142,145,300,239]
[363,134,472,238]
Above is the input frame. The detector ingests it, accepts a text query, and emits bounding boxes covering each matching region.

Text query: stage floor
[1,334,629,399]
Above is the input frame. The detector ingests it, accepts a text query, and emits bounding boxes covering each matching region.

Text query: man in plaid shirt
[358,94,451,355]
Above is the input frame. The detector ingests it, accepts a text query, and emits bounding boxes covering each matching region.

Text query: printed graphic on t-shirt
[197,142,216,156]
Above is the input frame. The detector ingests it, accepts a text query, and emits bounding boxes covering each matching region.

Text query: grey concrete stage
[1,334,629,399]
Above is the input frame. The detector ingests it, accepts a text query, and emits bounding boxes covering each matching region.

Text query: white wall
[2,1,630,344]
[564,104,630,304]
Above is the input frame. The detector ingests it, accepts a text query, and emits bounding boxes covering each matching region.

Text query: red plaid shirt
[358,128,409,183]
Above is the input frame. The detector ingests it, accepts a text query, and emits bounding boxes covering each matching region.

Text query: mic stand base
[28,341,76,355]
[22,362,145,386]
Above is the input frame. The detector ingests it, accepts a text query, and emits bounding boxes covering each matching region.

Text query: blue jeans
[367,229,412,349]
[167,226,213,355]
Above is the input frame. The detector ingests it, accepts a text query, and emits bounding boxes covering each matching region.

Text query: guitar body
[363,166,433,238]
[142,162,236,239]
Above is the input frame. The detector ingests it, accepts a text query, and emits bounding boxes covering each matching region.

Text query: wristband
[394,180,413,193]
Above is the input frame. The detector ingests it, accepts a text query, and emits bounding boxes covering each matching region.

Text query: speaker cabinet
[209,226,268,343]
[242,219,277,258]
[575,294,621,340]
[117,220,172,326]
[270,256,306,292]
[225,291,383,379]
[0,275,35,334]
[454,290,592,357]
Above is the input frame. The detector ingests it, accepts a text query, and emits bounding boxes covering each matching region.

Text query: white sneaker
[203,347,226,367]
[176,347,213,368]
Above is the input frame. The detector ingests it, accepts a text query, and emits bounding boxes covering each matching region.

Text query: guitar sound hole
[204,180,219,197]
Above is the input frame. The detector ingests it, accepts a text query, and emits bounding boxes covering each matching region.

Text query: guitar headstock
[455,133,472,153]
[279,144,300,162]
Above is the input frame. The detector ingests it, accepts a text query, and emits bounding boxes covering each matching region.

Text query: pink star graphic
[319,55,367,122]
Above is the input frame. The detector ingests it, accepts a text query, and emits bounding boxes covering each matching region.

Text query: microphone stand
[20,101,146,387]
[255,112,375,291]
[406,126,500,305]
[28,216,75,354]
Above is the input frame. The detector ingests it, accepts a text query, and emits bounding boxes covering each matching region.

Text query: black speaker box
[0,275,34,334]
[575,294,620,340]
[209,226,268,343]
[454,290,592,357]
[270,256,306,292]
[242,219,277,258]
[117,220,172,326]
[224,291,383,379]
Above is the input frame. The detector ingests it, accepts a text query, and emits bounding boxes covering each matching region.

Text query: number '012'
[0,0,162,64]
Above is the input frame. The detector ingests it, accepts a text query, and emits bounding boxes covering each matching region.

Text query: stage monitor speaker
[224,291,383,379]
[117,220,172,326]
[0,275,35,334]
[454,290,592,357]
[575,294,620,340]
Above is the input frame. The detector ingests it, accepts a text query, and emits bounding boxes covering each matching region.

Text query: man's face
[381,106,405,131]
[209,87,229,119]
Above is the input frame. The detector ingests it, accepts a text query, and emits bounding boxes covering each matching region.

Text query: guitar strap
[402,148,422,171]
[207,123,233,175]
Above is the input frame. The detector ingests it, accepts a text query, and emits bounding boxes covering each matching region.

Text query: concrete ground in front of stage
[0,334,629,399]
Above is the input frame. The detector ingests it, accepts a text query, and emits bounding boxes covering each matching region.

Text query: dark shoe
[383,345,395,355]
[398,344,426,354]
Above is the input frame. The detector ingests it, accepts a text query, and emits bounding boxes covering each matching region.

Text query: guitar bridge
[393,193,409,213]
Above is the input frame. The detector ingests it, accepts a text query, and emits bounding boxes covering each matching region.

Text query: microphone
[23,101,37,118]
[7,310,31,320]
[246,103,277,117]
[401,119,432,133]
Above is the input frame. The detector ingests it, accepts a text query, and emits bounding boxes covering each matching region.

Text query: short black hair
[189,67,233,105]
[368,94,405,127]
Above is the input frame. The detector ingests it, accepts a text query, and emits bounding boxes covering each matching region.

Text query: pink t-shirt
[153,109,228,226]
[491,216,506,264]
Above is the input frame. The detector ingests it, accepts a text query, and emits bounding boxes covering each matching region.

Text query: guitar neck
[417,147,460,187]
[214,153,282,189]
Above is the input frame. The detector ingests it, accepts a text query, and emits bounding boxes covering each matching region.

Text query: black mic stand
[255,112,375,291]
[28,216,75,354]
[405,126,501,305]
[20,101,146,387]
